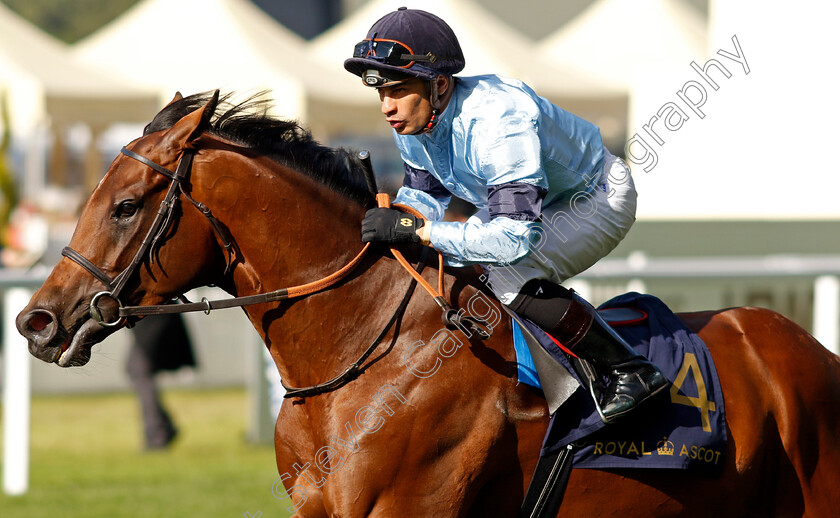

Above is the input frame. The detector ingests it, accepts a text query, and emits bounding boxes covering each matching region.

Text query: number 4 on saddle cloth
[511,292,727,473]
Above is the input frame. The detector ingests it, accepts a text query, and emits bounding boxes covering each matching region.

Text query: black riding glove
[361,208,424,244]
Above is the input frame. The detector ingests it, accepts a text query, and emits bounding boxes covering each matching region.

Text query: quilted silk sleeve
[392,163,451,221]
[425,182,544,266]
[393,186,449,222]
[429,217,537,266]
[478,116,547,189]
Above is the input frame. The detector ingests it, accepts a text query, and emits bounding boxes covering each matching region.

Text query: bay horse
[16,92,840,517]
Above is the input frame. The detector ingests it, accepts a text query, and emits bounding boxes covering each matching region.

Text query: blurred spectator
[126,314,196,450]
[1,201,48,268]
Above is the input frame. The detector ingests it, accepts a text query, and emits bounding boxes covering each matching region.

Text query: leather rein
[62,146,491,397]
[63,146,373,328]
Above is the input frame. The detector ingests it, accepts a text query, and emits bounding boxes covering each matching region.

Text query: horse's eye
[114,201,138,219]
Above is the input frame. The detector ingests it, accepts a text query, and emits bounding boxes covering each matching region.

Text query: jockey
[344,7,667,424]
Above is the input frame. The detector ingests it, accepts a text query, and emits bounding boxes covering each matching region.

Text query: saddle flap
[504,306,580,414]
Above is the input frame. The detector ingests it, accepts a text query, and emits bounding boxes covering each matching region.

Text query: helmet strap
[417,77,445,135]
[421,109,440,134]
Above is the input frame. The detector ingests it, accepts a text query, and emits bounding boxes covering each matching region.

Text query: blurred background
[0,0,838,516]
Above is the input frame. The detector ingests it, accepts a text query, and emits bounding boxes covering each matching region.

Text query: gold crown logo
[657,437,675,456]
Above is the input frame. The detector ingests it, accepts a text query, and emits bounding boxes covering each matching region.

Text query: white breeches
[477,149,637,304]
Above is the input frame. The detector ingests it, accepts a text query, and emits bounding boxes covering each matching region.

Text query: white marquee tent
[319,0,618,93]
[535,0,707,152]
[0,2,158,197]
[72,0,323,121]
[537,0,707,91]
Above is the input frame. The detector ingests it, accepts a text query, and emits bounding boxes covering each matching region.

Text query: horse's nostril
[18,309,59,344]
[28,311,52,332]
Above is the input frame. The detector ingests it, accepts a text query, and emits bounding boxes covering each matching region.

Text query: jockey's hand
[361,208,424,244]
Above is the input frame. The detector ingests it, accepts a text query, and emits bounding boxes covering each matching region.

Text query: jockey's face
[377,78,433,135]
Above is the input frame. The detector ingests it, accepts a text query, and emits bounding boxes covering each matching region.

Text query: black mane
[144,91,375,207]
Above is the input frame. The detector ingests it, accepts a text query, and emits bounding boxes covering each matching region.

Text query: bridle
[62,146,233,327]
[62,145,371,328]
[62,144,491,397]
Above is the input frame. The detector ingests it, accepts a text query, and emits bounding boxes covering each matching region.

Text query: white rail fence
[569,253,840,357]
[3,254,840,495]
[2,269,47,496]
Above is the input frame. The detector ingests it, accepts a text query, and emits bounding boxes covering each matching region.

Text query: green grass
[0,388,292,518]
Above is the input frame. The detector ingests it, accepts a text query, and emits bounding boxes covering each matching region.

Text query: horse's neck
[195,148,364,287]
[194,149,409,386]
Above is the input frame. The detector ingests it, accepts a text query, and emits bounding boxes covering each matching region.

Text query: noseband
[62,146,233,327]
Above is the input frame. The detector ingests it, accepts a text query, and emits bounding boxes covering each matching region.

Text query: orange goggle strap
[353,37,439,68]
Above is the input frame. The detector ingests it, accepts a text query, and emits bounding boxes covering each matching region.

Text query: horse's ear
[200,90,220,132]
[165,91,184,107]
[165,90,219,148]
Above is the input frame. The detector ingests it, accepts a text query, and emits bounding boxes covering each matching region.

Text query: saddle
[512,294,726,518]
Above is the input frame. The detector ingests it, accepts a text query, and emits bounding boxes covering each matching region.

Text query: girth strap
[518,444,576,518]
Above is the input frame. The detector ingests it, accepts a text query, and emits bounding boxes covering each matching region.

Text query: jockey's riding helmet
[344,7,465,87]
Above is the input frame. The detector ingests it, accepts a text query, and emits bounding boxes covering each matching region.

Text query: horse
[16,91,840,517]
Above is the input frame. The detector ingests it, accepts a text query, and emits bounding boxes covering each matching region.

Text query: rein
[62,146,371,327]
[376,194,492,339]
[63,145,491,397]
[281,248,427,399]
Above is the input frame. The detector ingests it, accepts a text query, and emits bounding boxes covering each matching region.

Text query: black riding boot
[508,280,668,424]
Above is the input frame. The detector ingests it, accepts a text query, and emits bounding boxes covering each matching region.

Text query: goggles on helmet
[353,38,438,69]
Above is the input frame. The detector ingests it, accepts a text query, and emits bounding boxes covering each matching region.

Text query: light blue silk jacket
[392,74,605,266]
